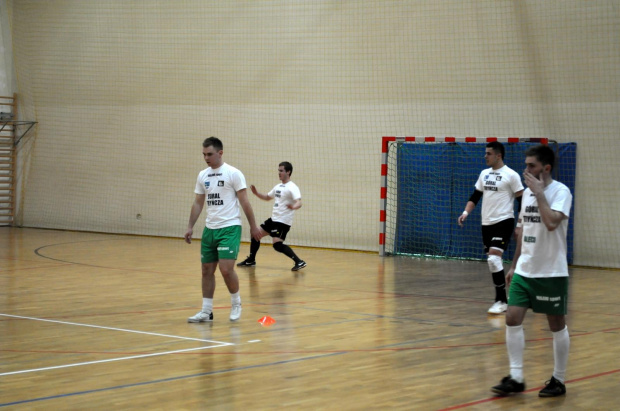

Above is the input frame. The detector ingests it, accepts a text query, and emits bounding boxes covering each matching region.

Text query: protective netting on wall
[7,1,620,267]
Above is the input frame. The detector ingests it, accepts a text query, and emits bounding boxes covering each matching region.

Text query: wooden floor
[1,227,618,410]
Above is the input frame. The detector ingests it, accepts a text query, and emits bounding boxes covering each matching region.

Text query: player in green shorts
[184,137,262,323]
[491,145,573,398]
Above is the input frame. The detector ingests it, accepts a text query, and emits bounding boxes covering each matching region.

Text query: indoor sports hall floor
[1,227,618,409]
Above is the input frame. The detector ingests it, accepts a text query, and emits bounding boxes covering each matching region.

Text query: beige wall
[7,1,620,267]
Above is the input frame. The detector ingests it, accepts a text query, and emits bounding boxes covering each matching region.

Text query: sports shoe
[488,301,508,314]
[229,304,242,321]
[237,256,256,267]
[187,311,213,323]
[539,376,566,397]
[491,375,525,396]
[292,260,307,271]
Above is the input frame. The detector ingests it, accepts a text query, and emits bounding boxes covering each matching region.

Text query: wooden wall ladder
[0,94,37,226]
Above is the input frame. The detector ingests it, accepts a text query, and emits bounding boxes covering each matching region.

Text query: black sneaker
[491,375,526,396]
[237,256,256,267]
[291,260,307,271]
[539,376,566,397]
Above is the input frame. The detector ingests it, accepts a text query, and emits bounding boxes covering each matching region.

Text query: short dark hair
[279,161,293,176]
[525,144,555,171]
[203,136,223,151]
[486,141,505,160]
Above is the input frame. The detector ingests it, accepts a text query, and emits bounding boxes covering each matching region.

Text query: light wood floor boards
[1,227,618,409]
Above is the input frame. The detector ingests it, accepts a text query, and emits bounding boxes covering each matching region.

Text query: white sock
[506,324,525,382]
[230,291,241,306]
[552,326,570,383]
[202,298,213,314]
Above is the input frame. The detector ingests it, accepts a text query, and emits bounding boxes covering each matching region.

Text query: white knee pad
[488,255,504,273]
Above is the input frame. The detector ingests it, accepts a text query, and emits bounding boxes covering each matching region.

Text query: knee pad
[273,242,285,252]
[488,255,504,273]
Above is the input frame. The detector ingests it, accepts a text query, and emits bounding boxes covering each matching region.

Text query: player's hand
[506,268,515,290]
[457,213,467,227]
[250,185,258,196]
[184,228,193,244]
[250,226,262,242]
[523,171,544,196]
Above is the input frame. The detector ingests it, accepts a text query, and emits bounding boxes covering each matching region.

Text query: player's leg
[188,228,218,323]
[483,219,514,314]
[270,222,306,271]
[488,248,507,313]
[216,225,243,321]
[237,220,269,266]
[539,278,569,397]
[492,274,530,396]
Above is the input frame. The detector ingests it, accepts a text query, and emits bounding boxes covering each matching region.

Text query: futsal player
[237,161,307,271]
[491,144,573,397]
[458,142,524,314]
[184,137,262,323]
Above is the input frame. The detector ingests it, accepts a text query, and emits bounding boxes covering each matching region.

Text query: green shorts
[508,274,569,315]
[201,225,241,264]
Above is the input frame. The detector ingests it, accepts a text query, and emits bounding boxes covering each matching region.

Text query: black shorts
[260,218,291,241]
[481,218,515,253]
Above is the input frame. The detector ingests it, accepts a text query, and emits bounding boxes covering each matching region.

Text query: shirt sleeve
[195,173,205,194]
[231,169,247,192]
[474,171,485,192]
[551,186,572,218]
[267,184,278,198]
[290,183,301,200]
[510,171,525,193]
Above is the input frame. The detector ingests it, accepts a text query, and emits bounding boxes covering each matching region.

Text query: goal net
[380,137,576,263]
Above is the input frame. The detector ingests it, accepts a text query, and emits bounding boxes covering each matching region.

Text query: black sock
[492,270,507,303]
[278,244,300,263]
[249,238,261,260]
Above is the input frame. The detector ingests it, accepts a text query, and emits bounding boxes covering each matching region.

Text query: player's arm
[184,193,205,244]
[237,188,262,241]
[534,192,566,231]
[524,172,566,231]
[250,185,273,201]
[457,189,482,227]
[288,198,302,210]
[506,220,523,290]
[513,189,524,239]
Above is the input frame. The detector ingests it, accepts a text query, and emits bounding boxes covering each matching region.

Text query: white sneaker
[488,301,508,315]
[230,304,242,321]
[188,311,213,323]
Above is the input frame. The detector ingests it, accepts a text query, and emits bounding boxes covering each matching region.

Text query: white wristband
[462,211,468,216]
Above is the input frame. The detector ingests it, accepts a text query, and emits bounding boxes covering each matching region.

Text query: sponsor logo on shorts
[535,295,562,302]
[492,237,502,241]
[217,247,230,251]
[524,236,536,243]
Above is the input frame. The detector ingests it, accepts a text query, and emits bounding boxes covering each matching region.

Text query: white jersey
[268,181,301,226]
[475,165,524,225]
[515,180,572,278]
[194,163,247,229]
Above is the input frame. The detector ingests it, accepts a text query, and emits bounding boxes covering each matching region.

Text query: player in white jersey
[491,144,572,398]
[184,137,262,323]
[237,161,306,271]
[458,142,524,314]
